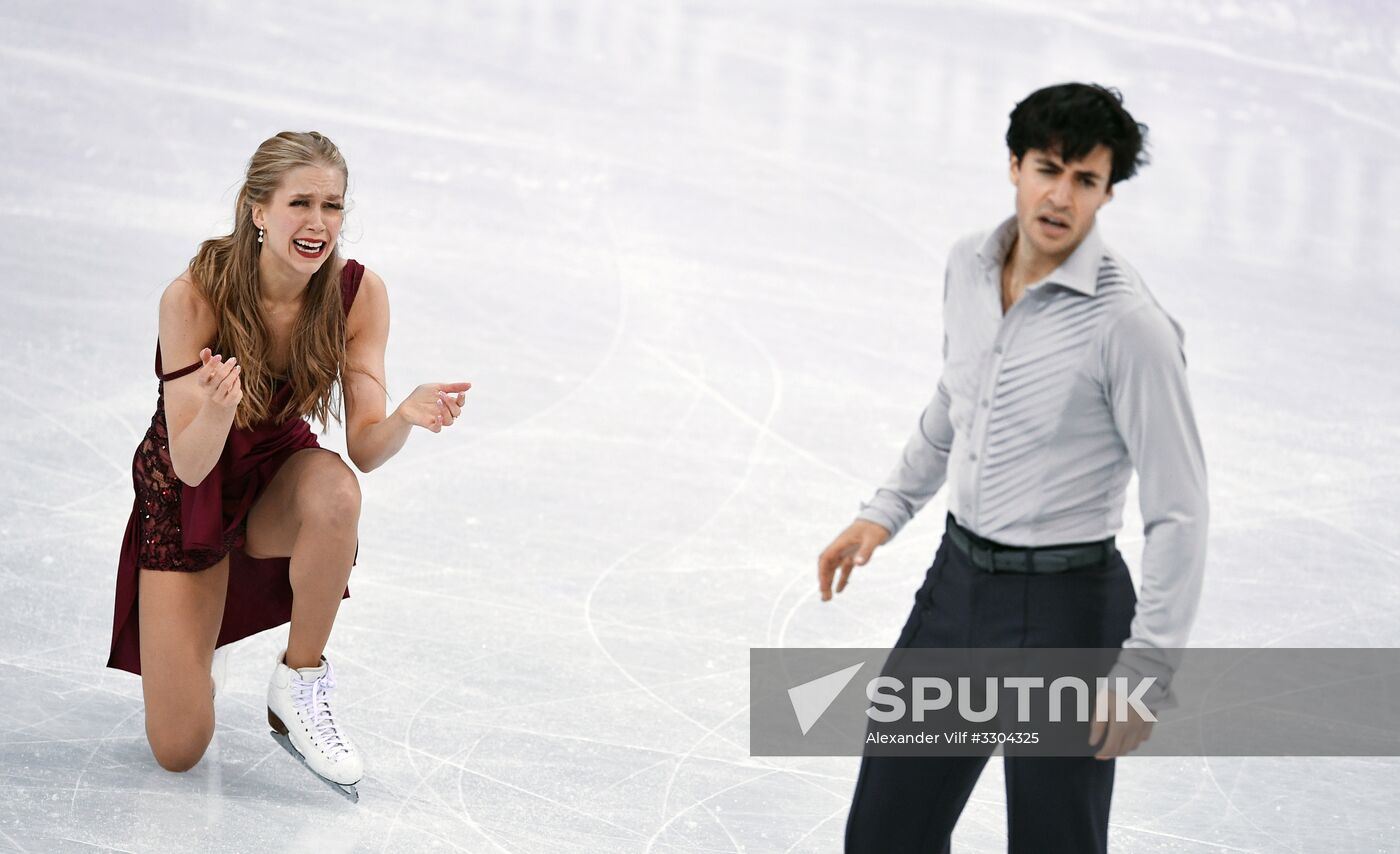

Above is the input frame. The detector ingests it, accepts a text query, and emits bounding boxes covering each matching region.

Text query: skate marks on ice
[3,0,1400,852]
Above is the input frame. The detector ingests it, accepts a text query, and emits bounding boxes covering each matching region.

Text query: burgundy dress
[107,260,365,675]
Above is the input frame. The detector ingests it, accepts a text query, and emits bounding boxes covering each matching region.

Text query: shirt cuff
[856,496,904,540]
[1107,649,1183,715]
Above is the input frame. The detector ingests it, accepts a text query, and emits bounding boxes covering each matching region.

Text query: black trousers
[844,527,1137,854]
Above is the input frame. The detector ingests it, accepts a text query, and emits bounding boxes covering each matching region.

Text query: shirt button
[980,399,989,408]
[993,345,1004,355]
[969,452,978,461]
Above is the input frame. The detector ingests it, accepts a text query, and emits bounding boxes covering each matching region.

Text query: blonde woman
[107,131,469,797]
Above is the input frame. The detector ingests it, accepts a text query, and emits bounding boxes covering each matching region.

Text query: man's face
[1009,145,1114,263]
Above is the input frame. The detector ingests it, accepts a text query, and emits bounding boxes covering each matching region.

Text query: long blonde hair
[188,131,375,431]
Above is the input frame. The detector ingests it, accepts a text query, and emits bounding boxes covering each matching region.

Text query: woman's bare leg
[138,556,229,771]
[244,448,361,669]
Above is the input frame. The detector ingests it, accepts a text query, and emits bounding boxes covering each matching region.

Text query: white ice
[2,0,1400,851]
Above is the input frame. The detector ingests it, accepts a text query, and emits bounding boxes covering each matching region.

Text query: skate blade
[270,730,360,803]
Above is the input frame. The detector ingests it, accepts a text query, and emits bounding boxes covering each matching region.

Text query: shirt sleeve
[1102,302,1209,709]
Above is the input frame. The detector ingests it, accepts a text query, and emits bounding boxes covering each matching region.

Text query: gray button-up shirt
[859,216,1208,694]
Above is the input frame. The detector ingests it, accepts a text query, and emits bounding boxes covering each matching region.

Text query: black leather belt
[945,513,1116,574]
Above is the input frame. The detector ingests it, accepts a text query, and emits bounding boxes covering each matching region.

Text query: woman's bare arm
[160,276,241,487]
[344,268,470,472]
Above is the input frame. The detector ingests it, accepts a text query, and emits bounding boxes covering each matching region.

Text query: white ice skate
[266,650,363,802]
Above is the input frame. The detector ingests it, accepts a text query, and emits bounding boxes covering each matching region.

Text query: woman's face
[251,163,346,280]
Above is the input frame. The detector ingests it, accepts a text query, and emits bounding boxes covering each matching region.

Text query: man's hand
[818,520,891,601]
[1089,690,1154,759]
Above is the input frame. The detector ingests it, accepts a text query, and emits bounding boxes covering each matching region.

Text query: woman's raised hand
[198,348,243,414]
[397,382,472,433]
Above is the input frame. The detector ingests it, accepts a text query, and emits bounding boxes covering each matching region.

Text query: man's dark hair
[1006,83,1149,185]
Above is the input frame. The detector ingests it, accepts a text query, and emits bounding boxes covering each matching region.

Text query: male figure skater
[817,83,1208,853]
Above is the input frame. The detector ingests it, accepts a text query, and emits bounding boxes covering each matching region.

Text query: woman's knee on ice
[146,717,214,772]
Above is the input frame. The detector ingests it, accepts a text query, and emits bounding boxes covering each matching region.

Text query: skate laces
[292,660,351,760]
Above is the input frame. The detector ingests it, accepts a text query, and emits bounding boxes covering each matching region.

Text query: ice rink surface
[3,0,1400,851]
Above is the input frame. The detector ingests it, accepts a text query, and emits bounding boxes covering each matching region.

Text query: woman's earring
[257,227,264,244]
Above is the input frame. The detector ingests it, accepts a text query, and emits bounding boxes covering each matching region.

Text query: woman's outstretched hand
[396,382,472,433]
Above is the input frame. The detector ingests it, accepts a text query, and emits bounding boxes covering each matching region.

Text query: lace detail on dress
[132,397,236,571]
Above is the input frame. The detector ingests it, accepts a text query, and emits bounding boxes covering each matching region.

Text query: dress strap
[341,259,364,315]
[155,340,202,382]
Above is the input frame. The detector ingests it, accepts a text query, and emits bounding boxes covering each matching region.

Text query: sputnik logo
[787,662,865,735]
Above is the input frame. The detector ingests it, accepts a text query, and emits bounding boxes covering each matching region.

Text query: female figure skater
[106,131,469,795]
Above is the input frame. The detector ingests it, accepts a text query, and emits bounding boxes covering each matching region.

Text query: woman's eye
[291,199,307,206]
[326,203,343,210]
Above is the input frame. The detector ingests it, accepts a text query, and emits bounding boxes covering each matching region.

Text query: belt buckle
[972,544,995,573]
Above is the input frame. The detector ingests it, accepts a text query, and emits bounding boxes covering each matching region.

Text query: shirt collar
[976,215,1106,297]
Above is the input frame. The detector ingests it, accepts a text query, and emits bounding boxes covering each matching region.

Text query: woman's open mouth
[293,238,326,259]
